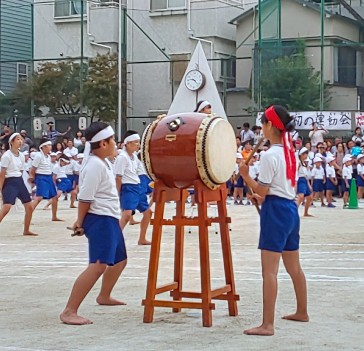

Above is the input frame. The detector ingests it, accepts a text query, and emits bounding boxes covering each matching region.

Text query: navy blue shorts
[35,174,57,199]
[73,174,79,186]
[342,179,352,193]
[297,177,311,197]
[326,178,336,191]
[1,177,31,205]
[357,175,364,187]
[313,179,325,192]
[56,178,73,193]
[83,213,127,266]
[259,195,300,253]
[236,176,244,188]
[139,174,153,195]
[121,183,149,213]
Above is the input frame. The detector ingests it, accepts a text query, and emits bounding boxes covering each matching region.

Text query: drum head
[196,117,236,189]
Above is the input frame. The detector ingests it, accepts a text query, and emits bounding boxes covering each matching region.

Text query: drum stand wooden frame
[142,180,240,327]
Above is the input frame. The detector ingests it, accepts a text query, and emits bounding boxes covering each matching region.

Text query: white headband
[60,158,70,163]
[39,141,52,150]
[124,134,140,144]
[9,133,20,144]
[83,126,115,166]
[90,125,114,143]
[198,101,211,112]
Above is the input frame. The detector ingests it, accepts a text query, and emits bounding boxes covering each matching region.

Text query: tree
[83,53,118,122]
[258,41,330,111]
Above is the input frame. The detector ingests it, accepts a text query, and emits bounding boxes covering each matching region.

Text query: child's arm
[0,167,6,192]
[239,162,269,199]
[323,175,326,184]
[115,175,122,193]
[74,201,91,229]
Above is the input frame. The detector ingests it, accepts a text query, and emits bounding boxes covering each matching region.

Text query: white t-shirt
[240,129,255,144]
[311,166,325,180]
[64,146,78,157]
[1,150,25,178]
[52,163,67,179]
[65,160,76,175]
[258,145,296,200]
[352,135,363,144]
[308,129,327,147]
[249,164,259,179]
[325,165,336,179]
[73,138,83,148]
[73,161,82,174]
[357,163,364,176]
[32,152,52,175]
[114,149,140,185]
[297,163,309,179]
[342,165,352,180]
[79,155,121,219]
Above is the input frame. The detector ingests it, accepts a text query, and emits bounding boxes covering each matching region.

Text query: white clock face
[185,70,205,91]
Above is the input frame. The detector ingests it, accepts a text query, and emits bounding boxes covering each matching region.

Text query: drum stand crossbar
[142,180,240,327]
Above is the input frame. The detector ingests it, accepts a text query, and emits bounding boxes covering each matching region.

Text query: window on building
[334,46,357,86]
[17,63,28,82]
[54,0,86,17]
[220,58,236,80]
[150,0,186,11]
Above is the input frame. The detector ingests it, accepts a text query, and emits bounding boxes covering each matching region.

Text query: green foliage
[259,42,330,111]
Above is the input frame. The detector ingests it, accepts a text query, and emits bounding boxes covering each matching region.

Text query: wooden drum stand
[142,179,240,327]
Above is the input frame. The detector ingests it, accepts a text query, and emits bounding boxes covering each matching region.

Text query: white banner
[256,111,352,130]
[355,112,364,129]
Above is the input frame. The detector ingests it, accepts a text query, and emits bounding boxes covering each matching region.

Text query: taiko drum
[141,113,236,190]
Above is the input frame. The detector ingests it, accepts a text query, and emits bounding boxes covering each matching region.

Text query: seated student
[114,131,152,245]
[342,155,353,208]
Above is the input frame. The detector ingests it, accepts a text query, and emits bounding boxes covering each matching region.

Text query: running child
[29,137,61,221]
[239,105,308,336]
[0,133,37,235]
[325,155,338,208]
[114,131,152,245]
[60,122,127,325]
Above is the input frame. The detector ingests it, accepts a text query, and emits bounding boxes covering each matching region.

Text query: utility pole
[320,0,325,111]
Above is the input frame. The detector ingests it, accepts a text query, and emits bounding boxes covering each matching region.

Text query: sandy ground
[0,197,363,351]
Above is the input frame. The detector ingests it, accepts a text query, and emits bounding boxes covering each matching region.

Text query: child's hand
[239,161,249,178]
[249,193,264,206]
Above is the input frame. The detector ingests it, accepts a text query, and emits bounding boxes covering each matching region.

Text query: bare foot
[43,206,50,210]
[282,313,309,322]
[303,214,314,217]
[52,218,64,222]
[243,324,274,336]
[138,240,151,246]
[96,296,126,306]
[23,232,38,236]
[60,311,93,325]
[130,220,140,225]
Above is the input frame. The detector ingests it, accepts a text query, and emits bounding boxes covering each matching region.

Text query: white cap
[316,153,325,159]
[299,147,308,156]
[76,153,84,159]
[313,156,322,163]
[356,154,364,161]
[236,152,243,159]
[343,155,352,164]
[56,151,62,155]
[326,155,336,164]
[50,152,57,157]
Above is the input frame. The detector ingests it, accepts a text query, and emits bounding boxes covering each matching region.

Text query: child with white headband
[29,137,61,221]
[60,122,127,325]
[115,130,152,245]
[0,132,37,235]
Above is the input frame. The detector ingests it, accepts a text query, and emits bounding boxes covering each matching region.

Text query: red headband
[264,105,296,187]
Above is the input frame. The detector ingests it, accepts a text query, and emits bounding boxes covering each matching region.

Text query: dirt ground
[0,198,363,351]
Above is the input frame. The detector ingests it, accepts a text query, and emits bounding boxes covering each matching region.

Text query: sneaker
[245,201,251,206]
[327,203,336,208]
[343,203,349,208]
[239,200,244,205]
[234,200,239,205]
[321,203,327,207]
[332,199,337,202]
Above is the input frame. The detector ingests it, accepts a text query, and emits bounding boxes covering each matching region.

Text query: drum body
[141,113,236,190]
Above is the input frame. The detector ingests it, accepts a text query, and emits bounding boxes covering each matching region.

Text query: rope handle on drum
[244,137,265,215]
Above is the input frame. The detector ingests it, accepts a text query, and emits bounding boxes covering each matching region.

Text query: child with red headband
[239,105,308,336]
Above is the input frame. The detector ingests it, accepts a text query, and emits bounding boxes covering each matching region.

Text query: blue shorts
[356,175,364,187]
[56,178,73,193]
[313,179,325,192]
[297,177,311,197]
[35,174,57,199]
[83,213,127,266]
[236,176,244,188]
[1,177,31,205]
[259,196,300,253]
[121,183,149,213]
[73,174,79,186]
[67,175,75,187]
[326,178,336,191]
[342,179,352,193]
[139,174,153,195]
